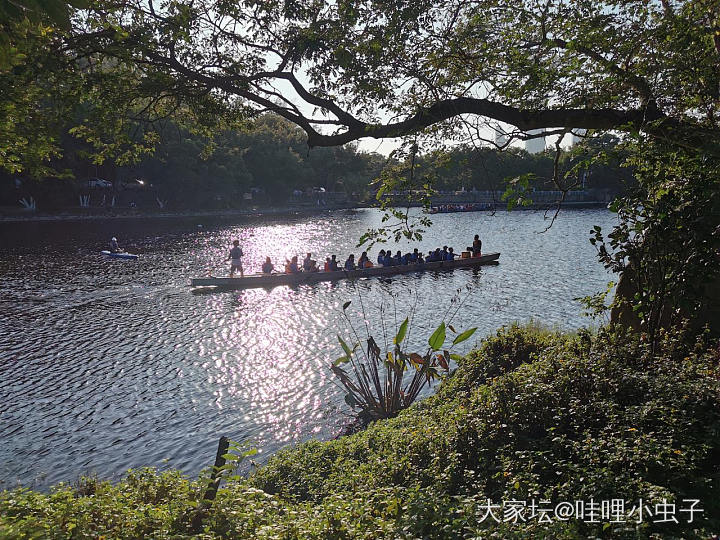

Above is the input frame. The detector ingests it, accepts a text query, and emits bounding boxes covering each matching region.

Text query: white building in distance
[524,129,546,153]
[494,129,510,148]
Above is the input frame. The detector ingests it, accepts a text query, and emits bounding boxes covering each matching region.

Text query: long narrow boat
[191,252,500,289]
[101,250,139,260]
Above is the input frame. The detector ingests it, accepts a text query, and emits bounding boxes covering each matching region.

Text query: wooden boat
[191,252,499,289]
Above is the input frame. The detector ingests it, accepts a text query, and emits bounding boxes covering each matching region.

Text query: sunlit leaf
[452,327,477,345]
[333,356,349,366]
[394,317,409,344]
[428,322,446,351]
[337,335,352,358]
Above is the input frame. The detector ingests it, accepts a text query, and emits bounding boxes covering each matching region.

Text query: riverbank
[0,200,609,223]
[1,324,717,538]
[0,203,366,223]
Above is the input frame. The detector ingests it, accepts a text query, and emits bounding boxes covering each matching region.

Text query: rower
[393,250,402,265]
[285,255,300,273]
[377,249,386,265]
[329,255,339,271]
[447,247,456,260]
[109,237,120,253]
[228,240,244,278]
[303,252,314,272]
[358,251,369,268]
[324,257,331,271]
[441,246,449,260]
[261,257,274,274]
[344,254,356,270]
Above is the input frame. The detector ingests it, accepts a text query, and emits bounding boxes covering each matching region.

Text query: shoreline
[0,204,364,224]
[0,201,609,224]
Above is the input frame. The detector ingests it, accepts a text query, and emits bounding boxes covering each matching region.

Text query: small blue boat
[101,250,138,260]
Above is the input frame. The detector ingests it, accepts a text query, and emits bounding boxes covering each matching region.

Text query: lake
[0,208,616,489]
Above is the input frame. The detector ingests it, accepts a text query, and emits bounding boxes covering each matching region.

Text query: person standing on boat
[472,234,482,256]
[228,240,244,277]
[262,257,274,274]
[109,237,120,253]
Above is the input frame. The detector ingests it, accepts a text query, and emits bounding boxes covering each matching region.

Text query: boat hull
[101,250,139,260]
[191,252,499,289]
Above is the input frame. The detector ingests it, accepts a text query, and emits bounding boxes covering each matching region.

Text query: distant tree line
[0,114,630,211]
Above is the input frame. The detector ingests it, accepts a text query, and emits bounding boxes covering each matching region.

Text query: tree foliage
[51,0,719,149]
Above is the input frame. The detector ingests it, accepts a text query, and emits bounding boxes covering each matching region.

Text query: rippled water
[0,208,616,489]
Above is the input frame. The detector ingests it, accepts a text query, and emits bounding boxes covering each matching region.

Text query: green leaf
[428,322,446,351]
[452,327,477,345]
[394,317,409,344]
[333,356,349,366]
[338,335,352,358]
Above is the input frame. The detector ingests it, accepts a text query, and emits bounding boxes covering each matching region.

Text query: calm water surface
[0,208,616,489]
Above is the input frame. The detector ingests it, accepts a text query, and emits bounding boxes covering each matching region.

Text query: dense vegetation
[2,114,628,211]
[2,324,718,538]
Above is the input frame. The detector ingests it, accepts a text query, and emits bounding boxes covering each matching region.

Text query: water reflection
[0,208,616,489]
